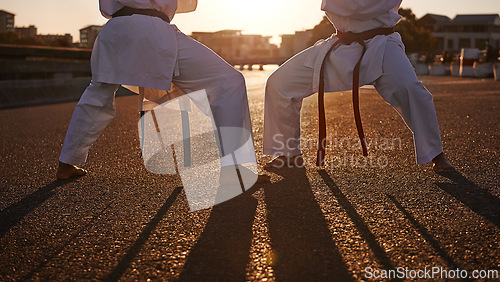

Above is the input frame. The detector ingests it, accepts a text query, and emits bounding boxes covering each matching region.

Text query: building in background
[419,13,452,31]
[192,30,243,60]
[38,33,73,45]
[279,34,295,59]
[14,25,37,38]
[293,30,314,55]
[13,25,72,46]
[191,30,279,65]
[420,13,500,51]
[79,25,103,48]
[0,10,15,32]
[279,29,313,60]
[1,10,72,46]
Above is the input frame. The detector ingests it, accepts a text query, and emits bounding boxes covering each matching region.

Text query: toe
[56,165,87,180]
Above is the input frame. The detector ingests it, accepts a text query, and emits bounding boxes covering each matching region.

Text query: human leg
[172,32,255,164]
[171,31,269,182]
[57,82,119,179]
[263,49,316,159]
[374,38,454,170]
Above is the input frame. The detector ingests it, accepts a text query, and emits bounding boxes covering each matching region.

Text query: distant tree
[1,32,18,44]
[0,32,72,47]
[0,32,17,44]
[396,8,437,53]
[308,10,435,54]
[308,16,336,46]
[0,32,45,46]
[48,38,73,48]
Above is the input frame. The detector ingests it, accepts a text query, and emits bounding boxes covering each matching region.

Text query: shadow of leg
[105,187,183,282]
[22,200,116,281]
[435,171,500,228]
[264,168,352,281]
[178,192,258,281]
[0,180,76,238]
[386,194,464,270]
[317,170,396,273]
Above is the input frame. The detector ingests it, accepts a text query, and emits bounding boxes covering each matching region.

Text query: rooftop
[79,25,104,31]
[0,10,15,16]
[421,14,452,23]
[453,14,499,24]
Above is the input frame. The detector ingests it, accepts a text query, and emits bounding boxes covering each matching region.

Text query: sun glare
[230,0,267,16]
[224,0,284,21]
[217,0,288,37]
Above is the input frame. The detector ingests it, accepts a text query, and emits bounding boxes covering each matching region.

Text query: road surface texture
[0,73,499,281]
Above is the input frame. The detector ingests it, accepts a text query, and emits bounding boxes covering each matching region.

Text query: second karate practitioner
[263,0,454,172]
[57,0,270,184]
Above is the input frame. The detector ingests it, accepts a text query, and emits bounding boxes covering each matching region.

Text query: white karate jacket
[91,0,197,97]
[306,0,403,93]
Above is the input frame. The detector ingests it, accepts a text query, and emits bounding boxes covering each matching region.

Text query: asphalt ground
[0,74,499,281]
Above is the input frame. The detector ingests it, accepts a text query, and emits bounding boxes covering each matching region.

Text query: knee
[224,69,246,90]
[402,80,433,100]
[266,69,285,94]
[77,82,118,108]
[389,76,431,96]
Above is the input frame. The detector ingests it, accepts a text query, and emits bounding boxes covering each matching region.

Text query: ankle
[432,152,445,163]
[58,161,72,169]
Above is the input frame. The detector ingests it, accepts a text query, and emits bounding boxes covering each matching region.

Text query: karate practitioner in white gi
[263,0,454,172]
[57,0,270,182]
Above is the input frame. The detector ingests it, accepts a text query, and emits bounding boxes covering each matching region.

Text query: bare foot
[263,155,304,169]
[56,161,87,180]
[432,153,455,173]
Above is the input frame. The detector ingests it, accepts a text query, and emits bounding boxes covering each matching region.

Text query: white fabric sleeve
[99,0,117,19]
[176,0,197,13]
[321,0,401,19]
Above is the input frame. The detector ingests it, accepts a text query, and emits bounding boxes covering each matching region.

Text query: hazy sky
[2,0,499,44]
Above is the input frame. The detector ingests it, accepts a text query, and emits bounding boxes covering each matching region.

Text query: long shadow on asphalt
[0,179,79,238]
[21,200,115,281]
[386,194,464,270]
[178,187,259,281]
[264,168,352,281]
[318,170,397,275]
[105,186,183,282]
[435,171,500,228]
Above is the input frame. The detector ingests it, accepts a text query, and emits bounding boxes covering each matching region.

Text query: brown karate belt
[112,6,171,23]
[316,27,395,166]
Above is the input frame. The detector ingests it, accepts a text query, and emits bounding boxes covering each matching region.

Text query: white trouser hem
[59,154,87,166]
[416,148,443,165]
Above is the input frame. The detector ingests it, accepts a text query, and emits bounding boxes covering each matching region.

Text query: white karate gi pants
[60,31,254,167]
[263,37,443,164]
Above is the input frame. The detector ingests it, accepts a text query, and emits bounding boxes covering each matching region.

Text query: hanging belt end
[316,150,326,167]
[361,139,368,157]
